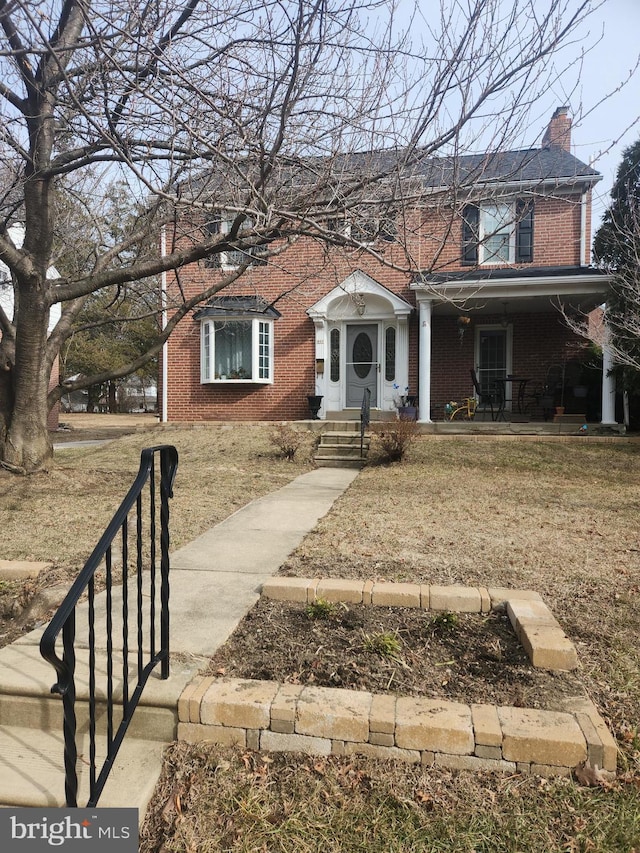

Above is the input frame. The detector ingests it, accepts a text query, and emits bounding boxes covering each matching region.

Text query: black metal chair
[470,369,496,421]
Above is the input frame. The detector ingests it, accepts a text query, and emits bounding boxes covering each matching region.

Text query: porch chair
[470,368,496,421]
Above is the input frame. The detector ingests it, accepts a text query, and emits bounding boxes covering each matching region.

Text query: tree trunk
[1,286,53,473]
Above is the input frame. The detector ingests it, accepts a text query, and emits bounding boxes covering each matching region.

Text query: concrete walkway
[168,467,359,658]
[0,466,359,813]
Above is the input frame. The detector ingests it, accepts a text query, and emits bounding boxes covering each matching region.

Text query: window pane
[385,327,396,381]
[215,321,252,379]
[330,328,340,382]
[202,322,211,381]
[482,203,511,263]
[484,233,510,262]
[352,331,373,378]
[258,321,270,380]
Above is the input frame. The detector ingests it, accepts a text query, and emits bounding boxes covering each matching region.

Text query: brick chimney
[542,106,572,151]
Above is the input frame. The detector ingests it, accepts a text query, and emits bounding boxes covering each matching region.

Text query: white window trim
[200,317,274,384]
[204,212,266,271]
[479,201,516,266]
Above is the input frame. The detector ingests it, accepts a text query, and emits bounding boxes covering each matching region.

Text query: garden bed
[202,597,584,712]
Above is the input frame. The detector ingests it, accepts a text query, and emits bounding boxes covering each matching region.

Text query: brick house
[161,108,615,426]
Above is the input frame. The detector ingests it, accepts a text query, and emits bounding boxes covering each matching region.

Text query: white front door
[346,324,378,407]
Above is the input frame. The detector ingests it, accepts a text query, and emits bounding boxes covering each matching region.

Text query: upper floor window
[328,210,397,246]
[203,212,267,270]
[462,199,533,266]
[196,297,280,383]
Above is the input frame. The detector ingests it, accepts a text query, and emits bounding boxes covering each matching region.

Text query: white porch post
[312,318,327,418]
[601,332,617,425]
[417,296,432,423]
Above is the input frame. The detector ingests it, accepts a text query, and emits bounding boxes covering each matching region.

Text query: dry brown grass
[2,426,639,851]
[0,421,315,587]
[281,437,640,758]
[139,435,640,853]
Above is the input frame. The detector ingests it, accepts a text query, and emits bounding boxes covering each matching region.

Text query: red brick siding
[165,191,592,422]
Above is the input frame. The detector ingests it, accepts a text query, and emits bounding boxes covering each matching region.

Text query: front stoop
[314,428,370,469]
[0,638,197,814]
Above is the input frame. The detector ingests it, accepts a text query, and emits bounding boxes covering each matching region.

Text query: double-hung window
[462,199,534,266]
[197,297,280,383]
[203,212,267,270]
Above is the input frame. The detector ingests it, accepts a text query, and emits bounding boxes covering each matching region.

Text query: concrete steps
[314,428,370,468]
[0,469,360,816]
[0,726,166,809]
[0,634,196,812]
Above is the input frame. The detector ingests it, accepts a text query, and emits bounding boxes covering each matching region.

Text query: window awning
[194,296,281,320]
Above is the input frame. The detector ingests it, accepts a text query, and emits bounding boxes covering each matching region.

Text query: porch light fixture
[457,314,471,344]
[500,302,509,328]
[351,292,366,316]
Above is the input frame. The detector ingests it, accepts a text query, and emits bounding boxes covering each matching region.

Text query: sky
[553,0,640,228]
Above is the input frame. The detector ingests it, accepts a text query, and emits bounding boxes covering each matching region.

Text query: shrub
[369,416,419,464]
[270,423,304,461]
[431,611,459,633]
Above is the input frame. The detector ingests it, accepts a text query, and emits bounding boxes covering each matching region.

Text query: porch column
[601,332,617,425]
[312,317,327,418]
[417,296,432,423]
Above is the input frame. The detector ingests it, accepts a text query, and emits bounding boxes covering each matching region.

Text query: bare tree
[0,0,597,472]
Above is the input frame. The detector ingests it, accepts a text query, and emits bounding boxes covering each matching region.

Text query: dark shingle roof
[332,146,599,188]
[413,265,608,285]
[194,295,281,319]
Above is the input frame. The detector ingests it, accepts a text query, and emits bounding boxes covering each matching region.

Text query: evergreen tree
[593,138,640,377]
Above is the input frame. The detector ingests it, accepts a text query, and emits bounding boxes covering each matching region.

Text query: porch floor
[305,416,626,438]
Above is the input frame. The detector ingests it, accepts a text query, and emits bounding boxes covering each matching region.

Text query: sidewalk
[0,466,359,813]
[168,466,359,658]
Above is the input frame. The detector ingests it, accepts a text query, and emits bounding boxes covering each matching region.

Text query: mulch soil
[203,597,585,711]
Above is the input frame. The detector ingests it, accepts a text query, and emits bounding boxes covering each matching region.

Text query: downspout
[579,190,588,267]
[160,226,168,423]
[601,307,617,425]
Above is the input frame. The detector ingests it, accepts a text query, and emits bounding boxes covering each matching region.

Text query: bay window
[197,297,279,383]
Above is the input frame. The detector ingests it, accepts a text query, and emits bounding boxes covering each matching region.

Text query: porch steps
[314,427,370,469]
[0,634,195,813]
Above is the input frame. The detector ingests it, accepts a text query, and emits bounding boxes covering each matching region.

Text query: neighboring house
[0,225,62,430]
[162,107,616,426]
[60,375,157,414]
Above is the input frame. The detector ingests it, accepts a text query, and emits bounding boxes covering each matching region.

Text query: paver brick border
[178,580,617,778]
[0,560,51,581]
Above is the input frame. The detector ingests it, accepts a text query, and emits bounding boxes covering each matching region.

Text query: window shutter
[462,204,479,265]
[516,199,534,263]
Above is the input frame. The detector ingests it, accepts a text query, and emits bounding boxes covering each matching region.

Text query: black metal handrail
[360,387,371,457]
[39,445,179,807]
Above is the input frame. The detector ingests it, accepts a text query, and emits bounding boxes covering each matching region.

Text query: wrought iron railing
[360,387,371,457]
[39,445,178,808]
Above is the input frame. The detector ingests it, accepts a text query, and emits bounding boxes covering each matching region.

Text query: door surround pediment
[307,271,413,321]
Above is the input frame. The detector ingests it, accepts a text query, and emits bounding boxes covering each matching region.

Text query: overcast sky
[559,0,640,228]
